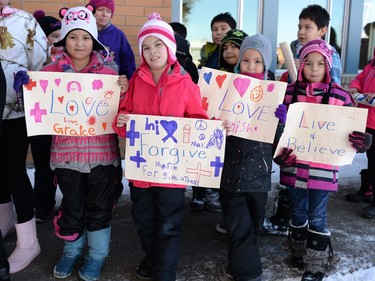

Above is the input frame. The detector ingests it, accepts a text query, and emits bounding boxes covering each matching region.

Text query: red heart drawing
[215,74,227,89]
[102,122,107,130]
[58,96,64,104]
[69,105,74,112]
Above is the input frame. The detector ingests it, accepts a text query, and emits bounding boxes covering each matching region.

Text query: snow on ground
[26,153,375,281]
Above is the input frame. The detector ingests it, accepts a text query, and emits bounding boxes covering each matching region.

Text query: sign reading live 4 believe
[274,103,368,166]
[23,71,120,136]
[124,115,226,188]
[198,67,287,143]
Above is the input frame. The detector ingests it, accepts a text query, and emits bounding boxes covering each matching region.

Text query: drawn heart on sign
[69,105,74,112]
[203,72,212,84]
[215,74,227,89]
[54,78,61,86]
[233,77,251,97]
[160,120,178,143]
[58,96,64,104]
[267,83,275,92]
[102,122,107,130]
[40,80,48,93]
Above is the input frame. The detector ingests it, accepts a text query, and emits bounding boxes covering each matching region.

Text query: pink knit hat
[138,12,177,64]
[298,39,333,83]
[88,0,115,16]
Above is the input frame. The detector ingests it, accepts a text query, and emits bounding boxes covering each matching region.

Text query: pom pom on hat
[88,0,115,16]
[235,34,272,78]
[138,12,177,64]
[34,10,61,36]
[54,5,107,54]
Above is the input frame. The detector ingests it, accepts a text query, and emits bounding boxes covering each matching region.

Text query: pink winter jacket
[42,51,120,173]
[349,59,375,130]
[112,62,209,188]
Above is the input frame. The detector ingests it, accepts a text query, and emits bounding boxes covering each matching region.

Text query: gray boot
[302,229,335,281]
[54,233,86,278]
[78,227,111,281]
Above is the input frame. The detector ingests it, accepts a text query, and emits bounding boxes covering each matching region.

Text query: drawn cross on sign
[30,102,47,122]
[186,162,212,182]
[126,120,140,146]
[210,156,224,177]
[130,150,146,168]
[25,79,37,90]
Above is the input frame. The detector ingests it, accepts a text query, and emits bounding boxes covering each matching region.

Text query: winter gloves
[13,71,29,93]
[349,131,372,153]
[275,104,287,124]
[273,147,297,167]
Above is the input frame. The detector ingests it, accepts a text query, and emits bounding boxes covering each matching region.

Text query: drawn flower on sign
[86,115,97,126]
[92,79,104,90]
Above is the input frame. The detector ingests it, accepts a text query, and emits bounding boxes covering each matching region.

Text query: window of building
[359,0,375,68]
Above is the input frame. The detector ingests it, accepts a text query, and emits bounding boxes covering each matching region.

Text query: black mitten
[349,131,372,153]
[273,147,297,167]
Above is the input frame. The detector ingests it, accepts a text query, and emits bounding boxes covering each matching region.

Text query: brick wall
[11,0,172,67]
[20,0,171,164]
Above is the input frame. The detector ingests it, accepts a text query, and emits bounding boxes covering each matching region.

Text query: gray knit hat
[235,34,272,78]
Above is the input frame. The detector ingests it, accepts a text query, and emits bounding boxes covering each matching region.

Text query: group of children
[1,2,374,281]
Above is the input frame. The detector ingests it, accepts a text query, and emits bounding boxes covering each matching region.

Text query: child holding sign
[274,39,372,281]
[218,34,286,281]
[346,50,375,218]
[113,13,230,281]
[15,5,129,281]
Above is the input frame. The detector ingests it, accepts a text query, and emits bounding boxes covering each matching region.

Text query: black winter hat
[34,10,61,36]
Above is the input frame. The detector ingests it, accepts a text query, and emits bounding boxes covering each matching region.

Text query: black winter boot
[0,261,10,281]
[301,229,335,281]
[289,221,308,272]
[265,188,291,236]
[363,197,375,219]
[346,169,373,203]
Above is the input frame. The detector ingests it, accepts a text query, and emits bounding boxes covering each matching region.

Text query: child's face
[297,18,326,46]
[302,52,326,83]
[142,36,168,71]
[65,29,93,62]
[222,42,240,66]
[47,30,61,45]
[94,6,112,30]
[240,49,264,74]
[211,21,231,45]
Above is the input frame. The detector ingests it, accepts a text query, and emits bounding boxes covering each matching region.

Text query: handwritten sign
[23,71,120,136]
[274,103,368,166]
[124,115,226,188]
[198,67,287,143]
[352,93,375,106]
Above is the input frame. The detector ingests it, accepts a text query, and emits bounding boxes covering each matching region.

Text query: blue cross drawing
[126,120,140,146]
[210,156,224,177]
[130,150,146,168]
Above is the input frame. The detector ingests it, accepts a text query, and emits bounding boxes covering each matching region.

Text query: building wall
[11,0,172,66]
[19,0,171,164]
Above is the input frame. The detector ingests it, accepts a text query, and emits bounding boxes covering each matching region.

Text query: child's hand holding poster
[274,102,368,166]
[198,67,287,143]
[23,71,121,136]
[124,115,226,188]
